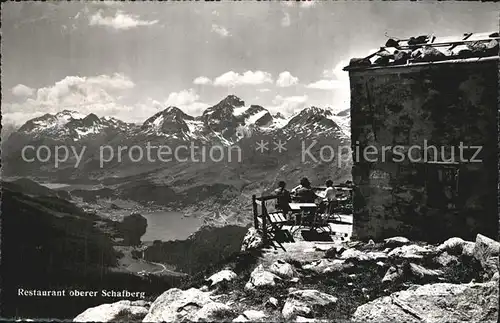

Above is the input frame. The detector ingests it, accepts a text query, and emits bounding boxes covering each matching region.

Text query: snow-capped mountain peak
[282,106,348,138]
[141,106,196,138]
[16,110,133,140]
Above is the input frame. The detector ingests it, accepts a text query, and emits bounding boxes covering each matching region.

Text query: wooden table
[288,203,318,211]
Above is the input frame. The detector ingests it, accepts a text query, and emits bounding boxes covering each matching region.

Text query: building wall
[349,60,498,242]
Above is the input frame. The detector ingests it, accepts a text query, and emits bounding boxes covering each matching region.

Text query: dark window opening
[425,163,459,209]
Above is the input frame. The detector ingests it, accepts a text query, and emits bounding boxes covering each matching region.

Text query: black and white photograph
[1,1,499,321]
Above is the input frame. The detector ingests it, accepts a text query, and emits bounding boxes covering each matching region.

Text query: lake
[39,182,103,191]
[141,211,203,242]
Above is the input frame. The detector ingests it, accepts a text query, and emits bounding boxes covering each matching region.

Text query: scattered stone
[74,300,150,322]
[325,246,346,259]
[233,310,266,321]
[242,310,266,321]
[265,297,279,309]
[473,234,500,280]
[409,263,443,281]
[458,48,474,58]
[340,249,388,262]
[408,35,429,46]
[367,239,375,246]
[381,266,402,283]
[374,56,390,66]
[340,249,370,261]
[434,251,459,267]
[303,259,346,274]
[411,48,422,59]
[296,316,316,322]
[191,302,233,322]
[351,281,498,323]
[269,260,298,279]
[393,49,411,64]
[467,40,499,56]
[384,237,410,248]
[232,315,249,322]
[385,39,400,48]
[314,244,335,252]
[206,269,237,287]
[290,277,300,283]
[282,289,337,320]
[436,237,469,255]
[241,228,263,252]
[346,241,363,249]
[244,265,281,290]
[491,272,499,282]
[388,244,434,260]
[462,242,475,258]
[142,288,222,322]
[349,58,371,67]
[378,49,392,58]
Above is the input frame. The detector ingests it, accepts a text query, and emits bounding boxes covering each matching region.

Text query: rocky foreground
[74,230,499,322]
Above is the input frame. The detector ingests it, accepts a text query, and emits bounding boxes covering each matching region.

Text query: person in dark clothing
[292,177,318,203]
[273,181,292,214]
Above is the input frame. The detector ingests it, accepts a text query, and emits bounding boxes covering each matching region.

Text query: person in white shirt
[322,180,338,216]
[324,180,337,202]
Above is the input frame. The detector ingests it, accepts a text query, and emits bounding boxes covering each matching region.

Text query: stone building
[345,32,499,242]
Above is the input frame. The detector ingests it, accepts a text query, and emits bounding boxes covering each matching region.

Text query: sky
[2,1,498,125]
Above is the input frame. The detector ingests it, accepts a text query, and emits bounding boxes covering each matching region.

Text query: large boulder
[384,237,410,248]
[74,300,150,322]
[241,228,263,252]
[472,234,500,280]
[408,263,443,282]
[269,260,298,279]
[436,237,475,257]
[206,269,237,287]
[340,249,388,262]
[245,264,281,290]
[388,244,434,260]
[142,288,231,322]
[282,289,337,320]
[351,281,498,323]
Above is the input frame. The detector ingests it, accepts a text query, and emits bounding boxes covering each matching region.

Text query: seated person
[291,177,318,203]
[318,180,337,215]
[291,178,319,224]
[273,181,292,214]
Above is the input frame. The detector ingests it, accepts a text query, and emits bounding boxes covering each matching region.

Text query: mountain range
[2,95,352,225]
[5,95,349,145]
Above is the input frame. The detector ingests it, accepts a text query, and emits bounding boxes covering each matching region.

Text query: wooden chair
[257,211,294,250]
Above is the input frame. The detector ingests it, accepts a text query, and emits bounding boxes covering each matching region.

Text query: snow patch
[152,115,164,129]
[233,106,251,117]
[246,110,268,125]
